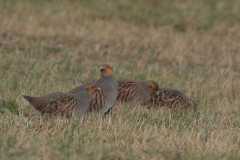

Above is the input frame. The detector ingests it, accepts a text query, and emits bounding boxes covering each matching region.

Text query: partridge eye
[92,87,94,89]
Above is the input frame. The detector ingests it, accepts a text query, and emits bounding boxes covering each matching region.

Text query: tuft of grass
[0,100,19,115]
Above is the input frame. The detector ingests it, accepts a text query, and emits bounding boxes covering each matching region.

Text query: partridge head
[146,80,160,96]
[85,85,101,98]
[100,64,113,77]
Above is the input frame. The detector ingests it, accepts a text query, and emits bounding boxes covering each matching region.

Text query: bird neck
[138,81,151,100]
[101,72,114,79]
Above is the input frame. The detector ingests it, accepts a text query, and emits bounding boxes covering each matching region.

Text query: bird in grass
[23,85,101,120]
[117,79,159,104]
[69,64,118,115]
[147,88,198,111]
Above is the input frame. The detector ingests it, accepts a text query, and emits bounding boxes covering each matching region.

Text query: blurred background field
[1,0,240,159]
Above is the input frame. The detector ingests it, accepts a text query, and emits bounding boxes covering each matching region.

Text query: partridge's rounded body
[69,64,118,115]
[147,88,198,111]
[117,80,159,104]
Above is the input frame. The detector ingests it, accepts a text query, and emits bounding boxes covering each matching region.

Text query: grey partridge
[117,79,159,104]
[147,88,198,111]
[23,85,100,119]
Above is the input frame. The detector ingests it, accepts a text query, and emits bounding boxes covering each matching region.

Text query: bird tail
[23,95,40,110]
[23,95,34,102]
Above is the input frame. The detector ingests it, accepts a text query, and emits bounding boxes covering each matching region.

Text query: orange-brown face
[101,64,113,77]
[85,85,101,97]
[148,81,159,95]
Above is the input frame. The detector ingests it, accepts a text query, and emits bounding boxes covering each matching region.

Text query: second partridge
[117,79,159,104]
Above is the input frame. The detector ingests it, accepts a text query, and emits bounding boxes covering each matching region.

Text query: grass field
[1,0,240,159]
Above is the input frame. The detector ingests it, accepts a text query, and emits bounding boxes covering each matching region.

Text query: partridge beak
[101,66,105,73]
[156,91,159,95]
[97,87,101,91]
